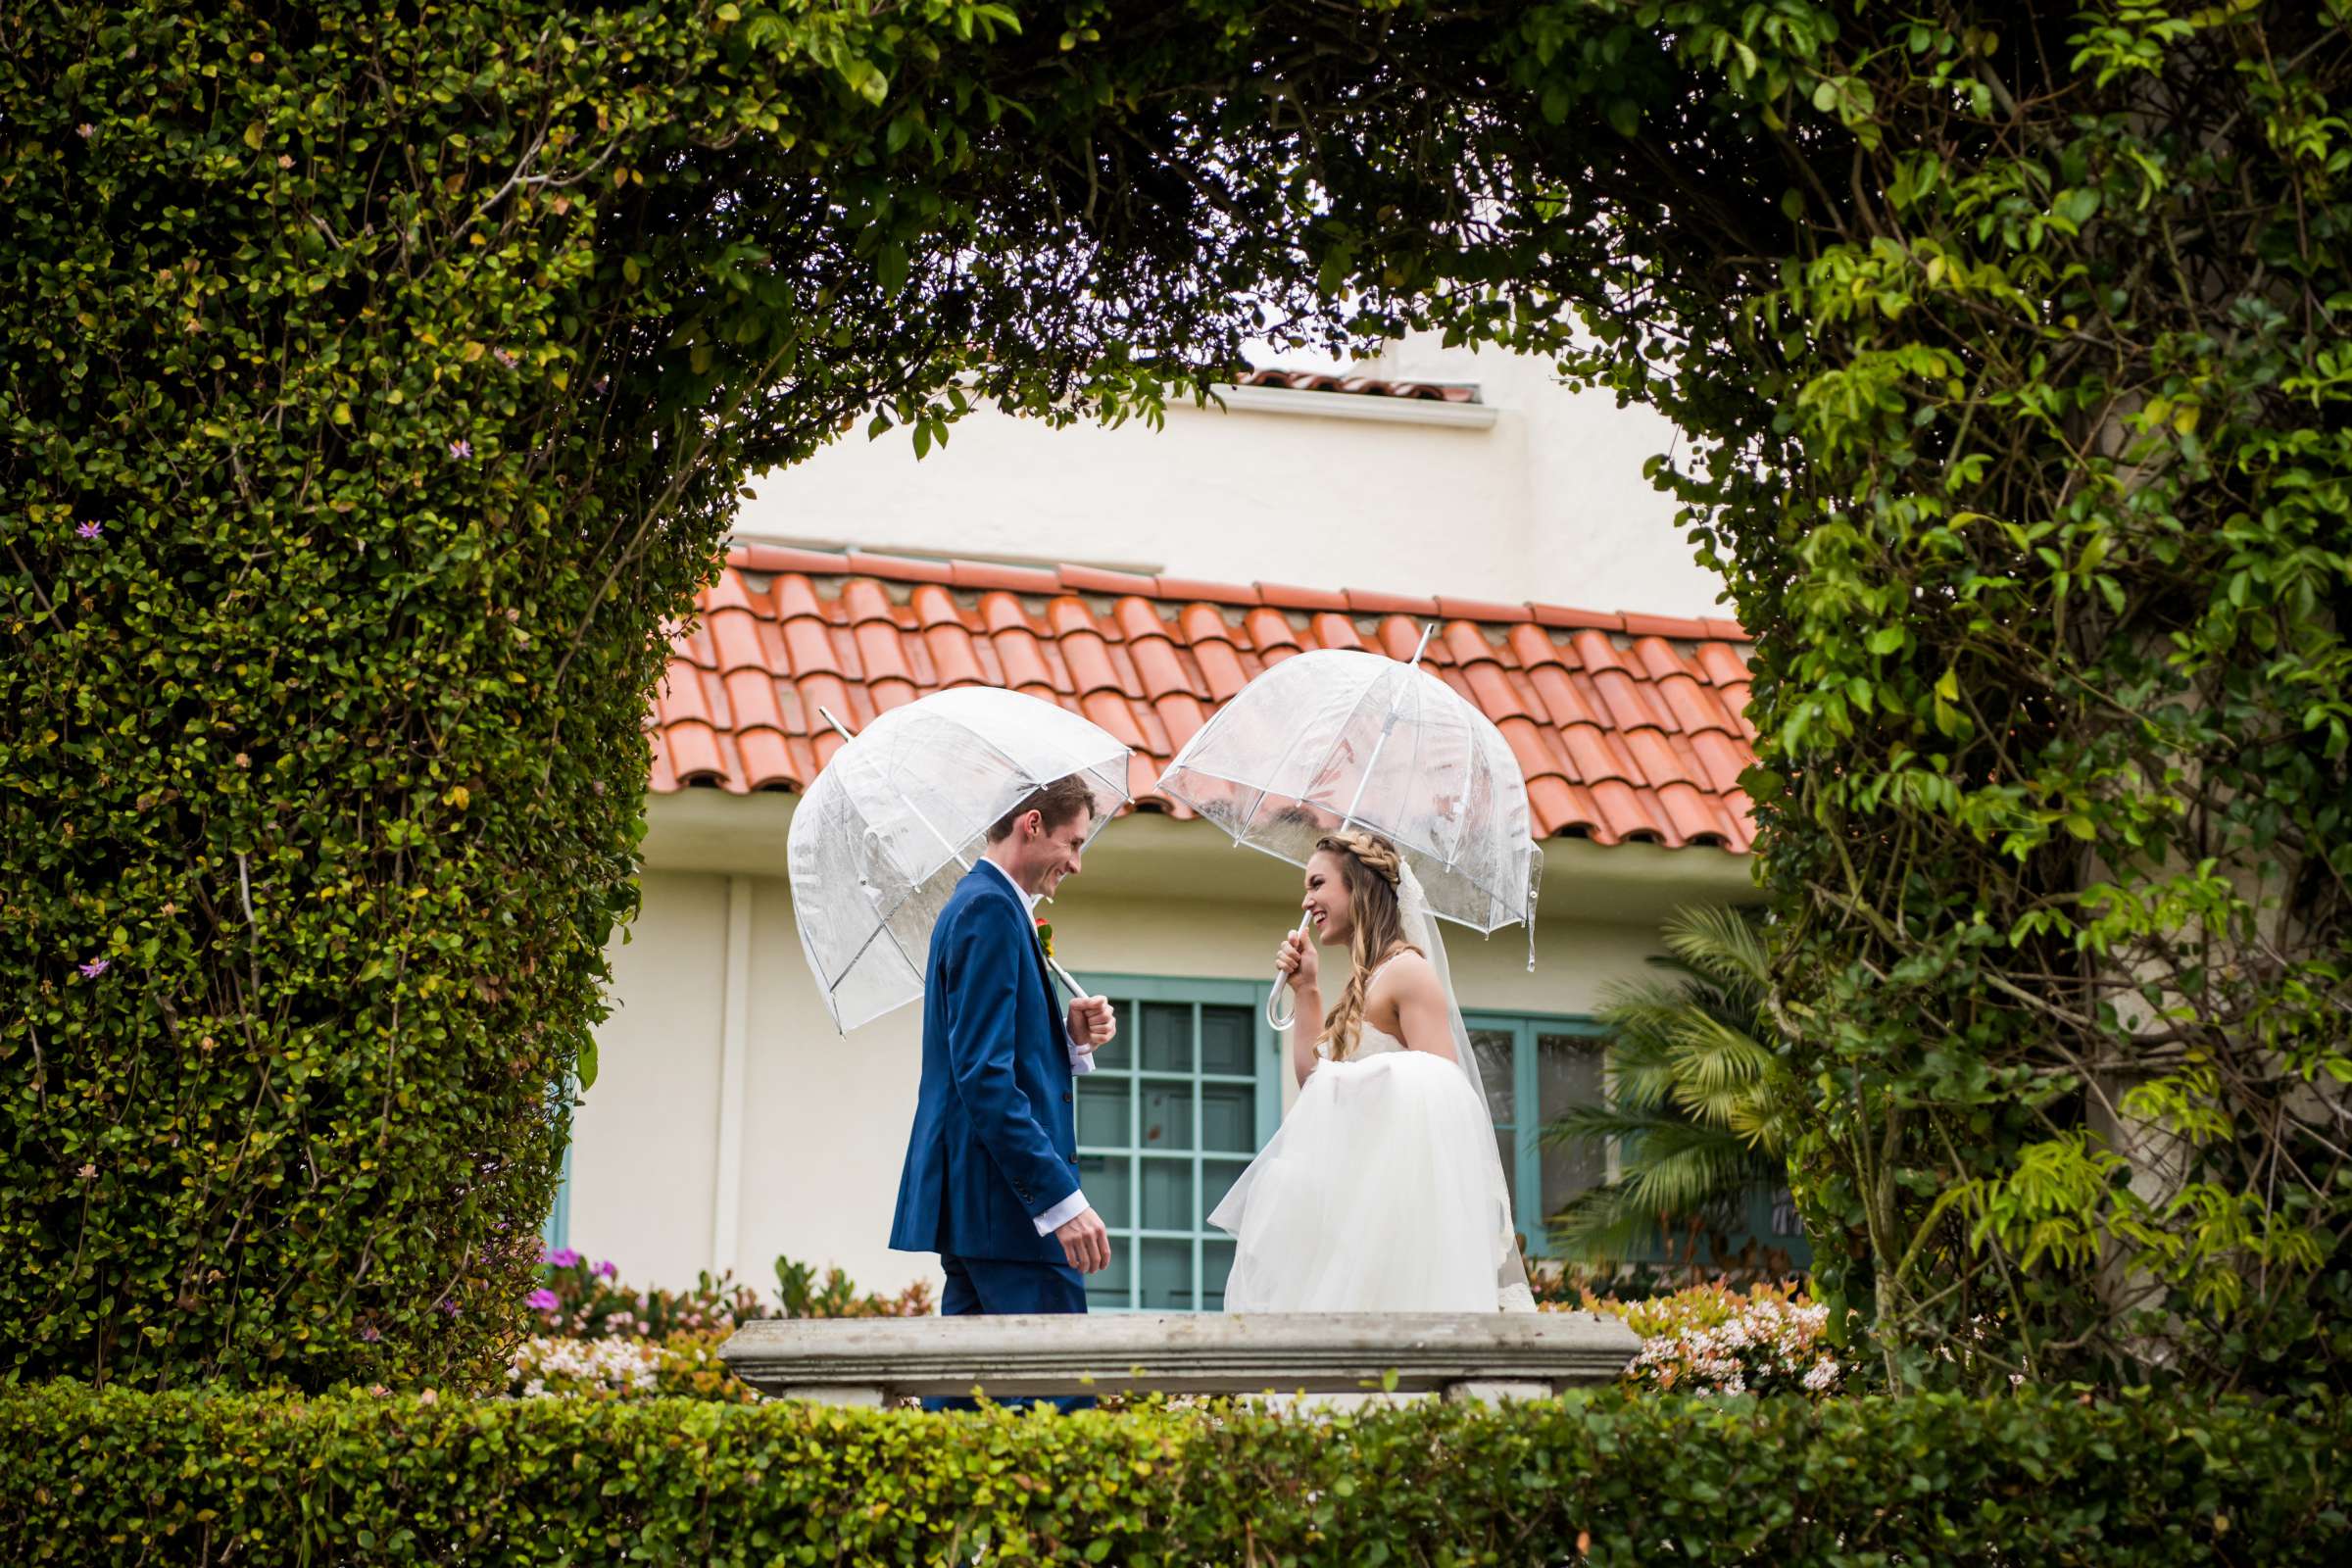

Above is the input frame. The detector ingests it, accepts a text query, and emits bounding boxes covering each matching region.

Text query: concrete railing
[718,1311,1640,1406]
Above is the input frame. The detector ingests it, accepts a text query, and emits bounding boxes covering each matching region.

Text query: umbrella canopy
[1155,642,1543,938]
[787,687,1132,1033]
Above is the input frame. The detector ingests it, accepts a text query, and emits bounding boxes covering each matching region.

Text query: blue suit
[890,863,1087,1321]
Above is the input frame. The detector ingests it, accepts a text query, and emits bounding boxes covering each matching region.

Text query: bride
[1209,830,1536,1312]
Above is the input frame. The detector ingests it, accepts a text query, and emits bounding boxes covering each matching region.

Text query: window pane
[1077,1080,1129,1148]
[1200,1082,1253,1152]
[1470,1028,1516,1123]
[1080,1153,1132,1231]
[1140,1083,1192,1150]
[1201,1158,1250,1219]
[1140,1157,1193,1231]
[1200,1240,1237,1310]
[1141,1003,1194,1073]
[1200,1005,1253,1075]
[1140,1239,1194,1310]
[1537,1034,1608,1221]
[1497,1127,1520,1217]
[1085,1245,1132,1310]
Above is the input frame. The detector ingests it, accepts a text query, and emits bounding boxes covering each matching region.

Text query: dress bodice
[1320,1022,1406,1061]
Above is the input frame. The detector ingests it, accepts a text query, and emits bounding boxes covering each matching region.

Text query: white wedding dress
[1209,869,1537,1313]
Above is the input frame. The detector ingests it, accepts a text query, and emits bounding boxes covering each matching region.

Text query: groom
[890,772,1118,1340]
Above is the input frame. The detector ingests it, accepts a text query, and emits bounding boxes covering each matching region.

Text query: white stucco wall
[735,334,1729,620]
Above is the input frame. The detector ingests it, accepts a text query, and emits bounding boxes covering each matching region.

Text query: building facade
[562,341,1773,1301]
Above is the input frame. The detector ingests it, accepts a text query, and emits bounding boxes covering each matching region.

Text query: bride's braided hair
[1314,831,1420,1060]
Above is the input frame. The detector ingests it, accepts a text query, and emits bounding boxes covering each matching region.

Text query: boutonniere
[1034,915,1054,959]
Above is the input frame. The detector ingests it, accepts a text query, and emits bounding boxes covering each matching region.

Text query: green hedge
[3,1385,2345,1565]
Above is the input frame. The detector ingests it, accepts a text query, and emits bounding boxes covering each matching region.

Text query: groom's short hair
[986,772,1095,843]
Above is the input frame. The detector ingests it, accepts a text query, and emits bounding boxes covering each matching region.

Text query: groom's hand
[1055,1206,1111,1274]
[1066,995,1115,1054]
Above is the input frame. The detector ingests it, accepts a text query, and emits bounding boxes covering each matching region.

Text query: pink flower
[595,1260,618,1279]
[447,439,472,460]
[526,1288,561,1311]
[77,957,109,978]
[74,521,102,542]
[76,123,94,140]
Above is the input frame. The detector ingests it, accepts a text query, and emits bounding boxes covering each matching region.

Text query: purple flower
[77,957,109,979]
[74,521,102,541]
[595,1260,617,1279]
[360,1323,382,1342]
[447,438,472,460]
[542,1246,581,1269]
[525,1288,561,1311]
[436,1298,461,1317]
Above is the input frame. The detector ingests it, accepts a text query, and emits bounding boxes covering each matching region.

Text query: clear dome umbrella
[1153,628,1544,1028]
[787,686,1132,1033]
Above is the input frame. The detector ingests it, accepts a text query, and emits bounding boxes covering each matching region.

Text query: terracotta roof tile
[769,573,826,621]
[1690,729,1753,794]
[657,667,716,729]
[652,554,1759,853]
[1348,587,1441,618]
[1258,581,1350,612]
[955,559,1062,595]
[1506,623,1567,670]
[710,608,771,673]
[854,619,911,685]
[664,719,726,783]
[1113,597,1170,643]
[1702,616,1749,642]
[1235,368,1479,403]
[731,543,849,574]
[1592,666,1664,732]
[1438,596,1530,623]
[1309,612,1365,651]
[1532,604,1625,633]
[737,729,800,791]
[1179,603,1234,647]
[1653,672,1724,737]
[910,583,966,630]
[1156,575,1260,607]
[1568,628,1626,676]
[723,667,788,734]
[1243,608,1301,652]
[1063,564,1160,597]
[923,622,986,688]
[1623,612,1713,641]
[846,549,955,585]
[779,614,841,677]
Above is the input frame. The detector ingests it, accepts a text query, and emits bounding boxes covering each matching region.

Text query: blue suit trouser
[921,1253,1094,1412]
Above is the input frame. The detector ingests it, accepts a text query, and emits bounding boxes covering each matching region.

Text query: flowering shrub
[523,1250,932,1342]
[507,1332,752,1404]
[1588,1283,1841,1397]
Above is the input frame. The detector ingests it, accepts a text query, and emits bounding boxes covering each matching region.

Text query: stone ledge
[719,1311,1639,1402]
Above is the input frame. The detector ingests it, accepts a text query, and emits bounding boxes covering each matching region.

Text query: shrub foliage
[10,0,2349,1399]
[4,1384,2348,1566]
[0,0,1578,1391]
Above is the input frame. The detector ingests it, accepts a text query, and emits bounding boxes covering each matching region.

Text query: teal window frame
[541,1082,575,1255]
[1461,1010,1612,1259]
[1070,971,1281,1311]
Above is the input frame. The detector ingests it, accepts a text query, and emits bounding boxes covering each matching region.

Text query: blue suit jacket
[888,864,1079,1264]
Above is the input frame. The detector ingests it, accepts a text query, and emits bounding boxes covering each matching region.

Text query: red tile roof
[1232,368,1480,404]
[652,545,1759,852]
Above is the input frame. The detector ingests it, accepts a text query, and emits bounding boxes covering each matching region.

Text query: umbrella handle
[1265,911,1314,1031]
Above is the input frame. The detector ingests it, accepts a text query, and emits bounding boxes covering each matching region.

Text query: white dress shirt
[976,857,1098,1237]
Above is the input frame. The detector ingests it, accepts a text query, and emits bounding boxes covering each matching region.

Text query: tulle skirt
[1208,1050,1522,1312]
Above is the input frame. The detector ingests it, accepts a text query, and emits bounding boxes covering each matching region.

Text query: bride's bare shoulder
[1367,946,1438,1001]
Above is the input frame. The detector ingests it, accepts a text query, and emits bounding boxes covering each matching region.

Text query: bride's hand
[1276,930,1318,991]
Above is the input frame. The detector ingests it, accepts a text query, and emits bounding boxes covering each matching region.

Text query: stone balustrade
[718,1310,1639,1406]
